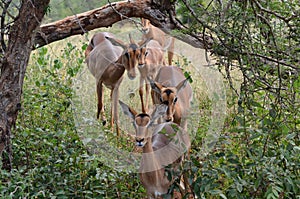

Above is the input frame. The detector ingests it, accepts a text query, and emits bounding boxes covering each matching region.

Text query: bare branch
[0,0,12,53]
[33,0,213,50]
[252,0,290,22]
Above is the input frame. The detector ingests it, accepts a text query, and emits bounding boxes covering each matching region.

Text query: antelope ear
[141,18,145,24]
[106,36,127,50]
[119,100,137,120]
[148,77,162,94]
[176,77,190,93]
[139,37,152,48]
[151,104,167,121]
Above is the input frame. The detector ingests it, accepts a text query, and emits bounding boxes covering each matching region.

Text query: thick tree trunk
[0,0,50,171]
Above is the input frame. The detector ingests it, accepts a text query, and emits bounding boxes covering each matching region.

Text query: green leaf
[237,183,243,192]
[269,109,276,118]
[251,100,263,108]
[54,59,62,69]
[35,80,40,87]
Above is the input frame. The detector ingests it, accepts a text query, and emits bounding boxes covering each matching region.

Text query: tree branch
[33,0,213,50]
[0,0,12,53]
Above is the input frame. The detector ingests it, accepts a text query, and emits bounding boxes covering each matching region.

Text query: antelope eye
[145,51,148,56]
[125,52,129,59]
[174,97,178,104]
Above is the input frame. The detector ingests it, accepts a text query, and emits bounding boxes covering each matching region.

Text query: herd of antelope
[85,19,193,199]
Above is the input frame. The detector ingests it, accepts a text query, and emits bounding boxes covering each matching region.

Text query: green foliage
[176,0,300,198]
[1,1,299,198]
[0,42,142,198]
[174,55,193,83]
[44,0,119,22]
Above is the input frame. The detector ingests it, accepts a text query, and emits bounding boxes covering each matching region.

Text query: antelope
[138,39,166,113]
[141,18,175,65]
[85,32,150,136]
[149,66,193,131]
[119,101,190,199]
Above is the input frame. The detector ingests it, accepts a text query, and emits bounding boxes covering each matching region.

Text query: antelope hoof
[102,120,107,126]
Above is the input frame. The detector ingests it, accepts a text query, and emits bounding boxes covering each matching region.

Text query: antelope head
[137,42,148,69]
[119,100,167,147]
[149,77,191,122]
[141,18,151,34]
[137,37,154,69]
[105,34,150,80]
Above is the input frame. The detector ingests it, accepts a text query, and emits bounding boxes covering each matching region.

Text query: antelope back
[86,32,123,82]
[85,32,114,58]
[140,122,190,174]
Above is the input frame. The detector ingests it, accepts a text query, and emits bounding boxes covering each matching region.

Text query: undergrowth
[0,30,299,198]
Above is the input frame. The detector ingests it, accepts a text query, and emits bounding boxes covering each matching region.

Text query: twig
[107,0,141,31]
[69,6,87,34]
[245,52,298,70]
[0,0,12,52]
[252,0,291,23]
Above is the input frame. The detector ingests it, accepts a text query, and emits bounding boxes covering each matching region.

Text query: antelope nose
[165,116,173,122]
[136,138,144,147]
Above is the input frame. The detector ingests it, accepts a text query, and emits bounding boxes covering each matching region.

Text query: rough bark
[34,0,212,50]
[0,0,50,170]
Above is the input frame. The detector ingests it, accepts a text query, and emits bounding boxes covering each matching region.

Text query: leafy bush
[175,1,300,198]
[0,41,143,198]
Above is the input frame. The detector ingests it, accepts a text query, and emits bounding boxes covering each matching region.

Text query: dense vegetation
[0,0,299,198]
[0,39,145,198]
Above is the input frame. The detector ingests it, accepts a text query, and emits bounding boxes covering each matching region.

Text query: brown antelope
[137,39,166,113]
[149,66,193,131]
[141,18,175,65]
[119,101,190,199]
[85,32,150,136]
